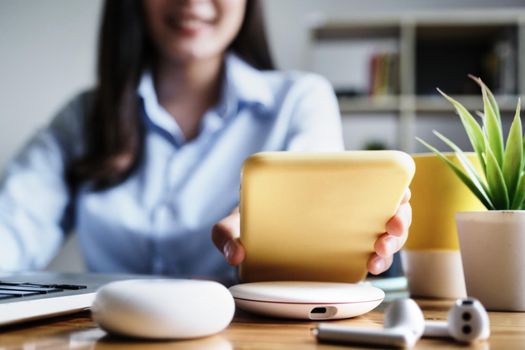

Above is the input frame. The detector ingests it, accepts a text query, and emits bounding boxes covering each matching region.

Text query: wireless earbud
[314,298,425,348]
[314,297,490,348]
[424,297,490,343]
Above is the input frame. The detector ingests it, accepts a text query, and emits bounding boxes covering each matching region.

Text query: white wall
[0,0,102,170]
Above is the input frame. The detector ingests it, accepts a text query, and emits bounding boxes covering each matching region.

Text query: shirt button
[154,205,172,223]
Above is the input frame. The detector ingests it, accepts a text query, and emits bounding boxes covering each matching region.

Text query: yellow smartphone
[239,151,415,283]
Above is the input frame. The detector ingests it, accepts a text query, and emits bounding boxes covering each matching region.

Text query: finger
[211,210,245,266]
[386,201,412,237]
[367,253,394,275]
[374,232,408,258]
[222,239,245,266]
[211,210,240,248]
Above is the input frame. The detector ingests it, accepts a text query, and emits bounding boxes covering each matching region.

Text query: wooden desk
[0,299,523,349]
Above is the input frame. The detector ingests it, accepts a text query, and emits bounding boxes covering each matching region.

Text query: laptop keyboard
[0,281,87,300]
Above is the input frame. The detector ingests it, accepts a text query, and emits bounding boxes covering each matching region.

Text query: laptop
[0,271,147,326]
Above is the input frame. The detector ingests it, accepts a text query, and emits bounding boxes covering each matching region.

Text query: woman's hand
[367,188,412,275]
[211,207,245,266]
[212,188,412,274]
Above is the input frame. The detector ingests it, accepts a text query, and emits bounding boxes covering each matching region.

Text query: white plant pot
[456,211,525,311]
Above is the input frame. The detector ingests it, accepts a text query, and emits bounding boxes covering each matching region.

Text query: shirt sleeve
[284,74,345,152]
[0,93,87,271]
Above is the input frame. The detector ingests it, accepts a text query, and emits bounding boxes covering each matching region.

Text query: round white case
[92,279,235,339]
[229,281,384,320]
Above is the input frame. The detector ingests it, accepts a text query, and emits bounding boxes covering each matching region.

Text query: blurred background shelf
[308,9,525,152]
[338,96,400,113]
[338,95,521,114]
[414,95,521,113]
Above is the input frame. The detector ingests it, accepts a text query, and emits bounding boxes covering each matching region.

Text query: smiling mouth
[167,18,210,34]
[166,14,213,35]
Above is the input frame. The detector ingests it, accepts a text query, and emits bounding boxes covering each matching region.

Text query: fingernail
[384,236,398,254]
[373,257,385,272]
[223,241,233,260]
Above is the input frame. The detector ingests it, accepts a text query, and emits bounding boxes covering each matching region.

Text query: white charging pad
[229,281,384,320]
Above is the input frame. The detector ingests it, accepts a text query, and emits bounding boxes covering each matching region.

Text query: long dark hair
[68,0,274,191]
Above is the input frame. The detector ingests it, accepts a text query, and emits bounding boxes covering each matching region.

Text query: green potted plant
[417,75,525,311]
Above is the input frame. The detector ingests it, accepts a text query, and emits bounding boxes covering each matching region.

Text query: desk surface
[0,299,523,349]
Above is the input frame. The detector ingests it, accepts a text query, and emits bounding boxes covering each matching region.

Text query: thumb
[211,209,245,266]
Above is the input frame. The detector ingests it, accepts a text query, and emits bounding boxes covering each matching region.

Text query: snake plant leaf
[502,99,523,201]
[437,88,486,173]
[485,144,510,209]
[478,79,505,166]
[432,130,491,200]
[416,137,495,210]
[469,74,501,121]
[511,172,525,209]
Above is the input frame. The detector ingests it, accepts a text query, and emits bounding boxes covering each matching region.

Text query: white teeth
[166,3,216,30]
[179,19,205,29]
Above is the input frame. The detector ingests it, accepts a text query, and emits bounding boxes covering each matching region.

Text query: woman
[0,0,410,284]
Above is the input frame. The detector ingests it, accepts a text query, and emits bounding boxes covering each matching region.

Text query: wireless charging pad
[229,281,385,320]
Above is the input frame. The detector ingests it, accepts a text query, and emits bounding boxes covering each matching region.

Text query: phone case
[239,151,415,283]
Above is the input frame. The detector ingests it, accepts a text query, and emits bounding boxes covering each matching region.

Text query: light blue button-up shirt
[0,54,344,284]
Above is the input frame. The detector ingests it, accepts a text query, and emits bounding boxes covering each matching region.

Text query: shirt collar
[222,53,274,113]
[137,70,186,145]
[136,52,275,141]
